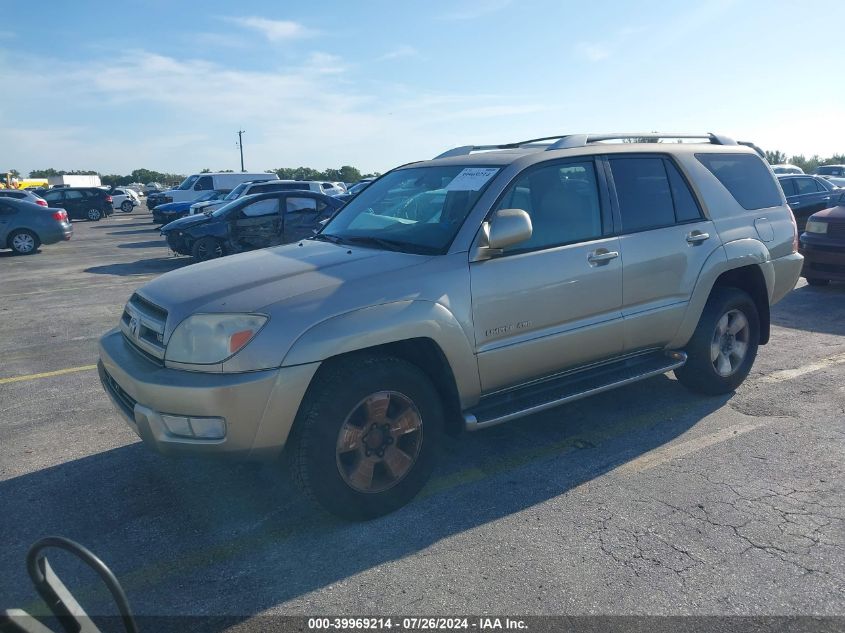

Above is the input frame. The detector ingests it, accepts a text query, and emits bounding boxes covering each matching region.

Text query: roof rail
[545,132,737,151]
[434,132,738,159]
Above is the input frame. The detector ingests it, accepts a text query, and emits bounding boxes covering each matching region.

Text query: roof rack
[434,132,737,159]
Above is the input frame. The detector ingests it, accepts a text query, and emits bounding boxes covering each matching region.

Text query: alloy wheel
[335,391,423,493]
[710,309,750,377]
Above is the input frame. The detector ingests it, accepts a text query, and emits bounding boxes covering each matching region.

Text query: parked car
[160,191,343,261]
[819,175,845,188]
[192,179,319,215]
[0,197,72,254]
[154,172,280,207]
[777,174,840,232]
[99,132,802,519]
[41,187,114,221]
[813,165,845,177]
[771,164,804,175]
[347,178,375,195]
[799,203,845,286]
[152,190,228,225]
[144,182,165,194]
[0,189,48,207]
[109,187,141,213]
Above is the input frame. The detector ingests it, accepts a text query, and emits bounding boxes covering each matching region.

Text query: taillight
[105,195,113,203]
[52,209,68,222]
[789,210,799,253]
[36,199,47,207]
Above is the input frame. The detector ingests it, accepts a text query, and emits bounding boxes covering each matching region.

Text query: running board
[464,350,687,431]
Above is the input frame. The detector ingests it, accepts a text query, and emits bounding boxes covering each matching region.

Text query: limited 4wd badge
[485,321,531,337]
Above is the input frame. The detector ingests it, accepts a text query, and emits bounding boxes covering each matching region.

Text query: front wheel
[675,287,760,395]
[9,230,39,255]
[191,236,224,261]
[121,200,134,213]
[289,355,443,520]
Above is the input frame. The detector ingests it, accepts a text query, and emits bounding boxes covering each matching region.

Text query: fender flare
[282,300,482,406]
[668,239,773,348]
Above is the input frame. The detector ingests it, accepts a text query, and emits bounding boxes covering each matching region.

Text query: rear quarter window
[696,153,783,210]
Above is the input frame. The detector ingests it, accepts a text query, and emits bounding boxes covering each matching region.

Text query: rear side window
[795,178,821,195]
[665,160,702,222]
[609,157,675,232]
[696,153,783,210]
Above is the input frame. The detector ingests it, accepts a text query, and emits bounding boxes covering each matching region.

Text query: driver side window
[496,161,602,253]
[240,198,279,217]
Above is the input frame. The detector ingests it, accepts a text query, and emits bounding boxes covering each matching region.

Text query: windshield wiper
[339,235,437,255]
[311,233,344,244]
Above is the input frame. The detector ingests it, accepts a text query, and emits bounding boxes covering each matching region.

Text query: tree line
[22,165,380,187]
[764,151,845,173]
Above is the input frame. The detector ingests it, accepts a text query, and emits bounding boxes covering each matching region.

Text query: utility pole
[237,130,245,172]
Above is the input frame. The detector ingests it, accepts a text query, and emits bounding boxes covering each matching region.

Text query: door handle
[686,231,710,244]
[587,249,619,264]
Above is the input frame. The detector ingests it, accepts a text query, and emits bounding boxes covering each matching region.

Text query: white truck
[47,175,102,188]
[157,172,279,205]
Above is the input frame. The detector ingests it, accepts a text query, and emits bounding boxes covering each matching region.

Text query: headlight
[805,220,828,234]
[165,314,268,364]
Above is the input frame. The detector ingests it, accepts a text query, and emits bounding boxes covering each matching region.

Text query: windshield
[177,175,200,190]
[224,182,248,200]
[319,166,498,254]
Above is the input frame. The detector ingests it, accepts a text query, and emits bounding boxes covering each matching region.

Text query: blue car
[151,190,227,224]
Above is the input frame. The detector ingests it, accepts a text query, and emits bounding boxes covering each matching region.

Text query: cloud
[575,43,612,62]
[377,46,421,62]
[439,0,512,20]
[224,17,314,42]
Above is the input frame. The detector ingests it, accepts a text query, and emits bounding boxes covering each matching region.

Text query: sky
[2,0,844,177]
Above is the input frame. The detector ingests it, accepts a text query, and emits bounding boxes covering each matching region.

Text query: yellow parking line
[0,365,97,385]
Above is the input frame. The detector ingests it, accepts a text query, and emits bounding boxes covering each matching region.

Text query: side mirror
[473,208,532,261]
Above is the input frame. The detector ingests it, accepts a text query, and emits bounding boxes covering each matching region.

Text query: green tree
[765,150,787,165]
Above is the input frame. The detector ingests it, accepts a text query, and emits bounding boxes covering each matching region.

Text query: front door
[606,155,719,351]
[231,197,282,251]
[283,195,332,243]
[62,190,87,218]
[470,158,624,393]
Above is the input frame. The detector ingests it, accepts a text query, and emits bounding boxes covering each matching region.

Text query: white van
[161,172,279,204]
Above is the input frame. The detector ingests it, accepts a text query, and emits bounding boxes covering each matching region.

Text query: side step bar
[464,350,687,431]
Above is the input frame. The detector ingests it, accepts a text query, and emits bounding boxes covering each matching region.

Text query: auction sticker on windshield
[444,167,499,191]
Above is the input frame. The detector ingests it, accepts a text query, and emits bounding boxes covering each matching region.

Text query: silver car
[99,132,803,519]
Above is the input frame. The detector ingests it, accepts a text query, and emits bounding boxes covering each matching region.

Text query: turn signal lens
[229,329,255,354]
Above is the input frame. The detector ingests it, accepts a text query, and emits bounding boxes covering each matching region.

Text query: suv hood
[160,213,211,232]
[137,240,431,335]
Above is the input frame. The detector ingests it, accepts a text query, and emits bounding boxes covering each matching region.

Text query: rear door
[231,197,282,250]
[606,154,719,351]
[41,189,65,213]
[0,200,18,244]
[789,177,834,231]
[63,190,87,218]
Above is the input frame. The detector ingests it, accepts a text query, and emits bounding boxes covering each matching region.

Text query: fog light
[189,416,226,439]
[162,414,192,437]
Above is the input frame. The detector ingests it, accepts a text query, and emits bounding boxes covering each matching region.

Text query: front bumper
[98,328,319,459]
[800,241,845,281]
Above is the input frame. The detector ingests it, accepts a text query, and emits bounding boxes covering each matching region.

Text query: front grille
[102,369,137,418]
[120,293,168,361]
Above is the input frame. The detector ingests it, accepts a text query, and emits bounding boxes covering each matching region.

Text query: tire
[675,287,760,395]
[9,230,39,255]
[86,208,102,222]
[191,236,224,261]
[807,278,829,287]
[121,200,134,213]
[289,354,443,520]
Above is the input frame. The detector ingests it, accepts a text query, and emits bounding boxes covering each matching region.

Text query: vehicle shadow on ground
[91,222,156,230]
[0,375,727,628]
[770,283,845,336]
[108,228,161,236]
[84,257,189,276]
[117,241,169,249]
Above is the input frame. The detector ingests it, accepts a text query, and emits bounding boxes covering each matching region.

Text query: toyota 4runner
[98,133,803,519]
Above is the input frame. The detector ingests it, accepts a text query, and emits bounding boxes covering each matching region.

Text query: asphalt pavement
[1,205,843,629]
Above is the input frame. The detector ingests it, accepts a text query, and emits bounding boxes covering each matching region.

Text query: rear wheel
[191,236,224,261]
[9,230,39,255]
[86,208,102,221]
[289,355,443,520]
[807,278,829,287]
[120,200,133,213]
[675,287,760,395]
